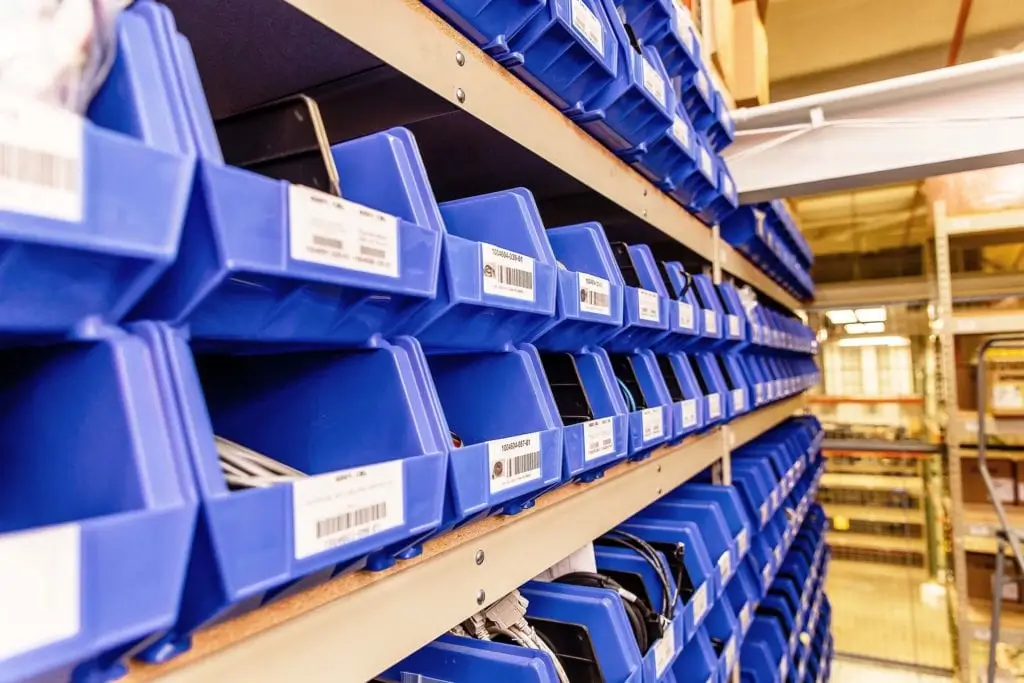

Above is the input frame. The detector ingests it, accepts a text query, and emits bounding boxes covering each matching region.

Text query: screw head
[456,88,466,103]
[476,589,486,605]
[643,209,648,217]
[456,51,466,66]
[475,549,485,565]
[657,487,663,495]
[657,464,662,473]
[643,188,648,197]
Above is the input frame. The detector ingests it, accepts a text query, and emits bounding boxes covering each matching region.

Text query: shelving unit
[125,395,807,683]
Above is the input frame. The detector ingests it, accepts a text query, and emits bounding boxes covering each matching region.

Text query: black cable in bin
[610,242,643,289]
[656,354,686,403]
[540,352,596,426]
[686,355,713,395]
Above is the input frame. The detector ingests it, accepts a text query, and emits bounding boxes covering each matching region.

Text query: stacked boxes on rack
[419,0,738,225]
[0,3,816,682]
[721,201,815,302]
[375,417,831,683]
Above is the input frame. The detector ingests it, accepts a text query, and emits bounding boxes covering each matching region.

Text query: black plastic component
[541,353,596,425]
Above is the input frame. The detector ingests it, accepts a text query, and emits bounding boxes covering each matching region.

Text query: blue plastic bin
[604,243,670,352]
[656,352,706,440]
[603,349,673,458]
[706,92,736,153]
[728,560,762,638]
[679,65,716,135]
[650,259,704,354]
[666,135,718,214]
[131,324,447,662]
[570,0,674,156]
[706,595,741,681]
[522,581,646,683]
[613,0,699,82]
[418,0,546,60]
[696,159,739,227]
[0,6,193,339]
[0,328,195,682]
[673,629,718,683]
[378,632,561,683]
[631,105,699,199]
[405,188,558,351]
[666,484,751,568]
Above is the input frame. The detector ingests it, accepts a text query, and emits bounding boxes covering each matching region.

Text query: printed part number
[481,243,536,301]
[583,417,615,461]
[571,0,604,53]
[678,301,695,329]
[642,407,664,442]
[732,388,745,411]
[578,272,611,316]
[681,398,698,428]
[641,57,667,108]
[728,314,740,336]
[289,185,400,277]
[638,288,661,322]
[488,432,542,493]
[654,622,676,676]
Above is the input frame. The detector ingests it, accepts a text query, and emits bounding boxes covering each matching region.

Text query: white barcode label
[289,185,400,277]
[678,301,695,329]
[740,603,752,632]
[0,524,80,660]
[571,0,604,53]
[703,309,717,334]
[707,393,721,419]
[728,314,740,336]
[481,243,535,301]
[642,407,664,441]
[755,383,764,404]
[760,502,769,524]
[638,288,660,322]
[578,272,611,316]
[641,57,667,108]
[488,432,542,493]
[672,0,696,52]
[718,552,731,582]
[773,545,782,565]
[779,657,788,680]
[754,210,766,238]
[292,460,405,559]
[696,70,709,99]
[654,621,676,676]
[725,636,737,672]
[732,388,746,411]
[0,94,83,222]
[682,398,698,428]
[692,583,708,623]
[737,528,749,556]
[583,417,615,461]
[762,563,772,588]
[699,146,713,179]
[671,115,690,150]
[722,174,735,200]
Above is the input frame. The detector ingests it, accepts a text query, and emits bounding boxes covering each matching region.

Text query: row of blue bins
[418,0,739,226]
[722,202,815,302]
[375,416,827,683]
[0,3,818,682]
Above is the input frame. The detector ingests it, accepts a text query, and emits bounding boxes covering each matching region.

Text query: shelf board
[952,311,1024,336]
[182,0,798,311]
[822,437,938,455]
[125,395,806,683]
[824,504,925,524]
[811,395,923,405]
[825,531,927,552]
[962,503,1024,543]
[966,598,1024,647]
[955,413,1024,446]
[820,472,924,495]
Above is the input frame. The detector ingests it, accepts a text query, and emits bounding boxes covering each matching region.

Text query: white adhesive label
[293,461,405,559]
[570,0,604,53]
[725,636,738,672]
[760,502,769,525]
[703,309,717,334]
[654,622,677,676]
[682,398,698,428]
[755,383,765,404]
[728,314,740,337]
[762,563,772,589]
[481,243,536,301]
[488,433,543,493]
[737,528,749,556]
[773,545,783,565]
[0,94,83,222]
[779,658,789,681]
[671,115,691,150]
[583,417,616,461]
[678,301,695,329]
[696,70,709,100]
[740,603,752,632]
[692,583,709,623]
[641,57,667,108]
[578,272,611,316]
[732,388,746,412]
[722,174,735,200]
[0,524,80,660]
[707,393,721,419]
[699,146,713,179]
[672,0,695,49]
[642,407,664,441]
[290,185,400,277]
[638,288,661,322]
[718,552,731,582]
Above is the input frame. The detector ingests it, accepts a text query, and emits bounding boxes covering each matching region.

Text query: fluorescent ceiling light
[816,328,829,343]
[844,322,885,335]
[854,307,887,323]
[837,335,910,348]
[825,309,857,324]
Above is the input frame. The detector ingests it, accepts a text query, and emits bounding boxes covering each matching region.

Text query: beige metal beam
[809,271,1024,309]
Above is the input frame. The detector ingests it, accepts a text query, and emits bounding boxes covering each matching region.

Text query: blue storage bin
[378,632,561,683]
[602,348,672,458]
[533,222,626,351]
[570,0,674,156]
[0,329,195,682]
[521,581,646,683]
[741,639,782,683]
[667,137,718,215]
[672,630,718,683]
[679,65,716,135]
[706,92,736,153]
[0,6,193,339]
[667,484,751,567]
[690,351,731,424]
[525,347,629,482]
[421,344,563,527]
[631,105,699,197]
[705,595,741,681]
[419,0,546,60]
[593,545,683,681]
[696,159,739,226]
[649,260,703,354]
[656,352,705,440]
[728,560,761,638]
[634,500,733,596]
[617,521,715,645]
[406,189,558,351]
[746,616,790,683]
[731,464,772,531]
[130,324,447,661]
[505,0,620,113]
[604,243,670,352]
[613,0,699,82]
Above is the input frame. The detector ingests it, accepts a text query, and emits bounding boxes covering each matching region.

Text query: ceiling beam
[810,270,1024,308]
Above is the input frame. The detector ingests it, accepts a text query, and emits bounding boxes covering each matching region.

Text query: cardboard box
[966,551,1024,609]
[990,361,1024,417]
[704,0,734,87]
[962,457,1016,505]
[731,0,769,106]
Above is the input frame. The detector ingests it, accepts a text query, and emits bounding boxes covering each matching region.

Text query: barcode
[313,235,343,250]
[315,502,387,538]
[582,289,609,308]
[0,144,79,192]
[494,265,533,290]
[494,450,540,479]
[361,245,386,259]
